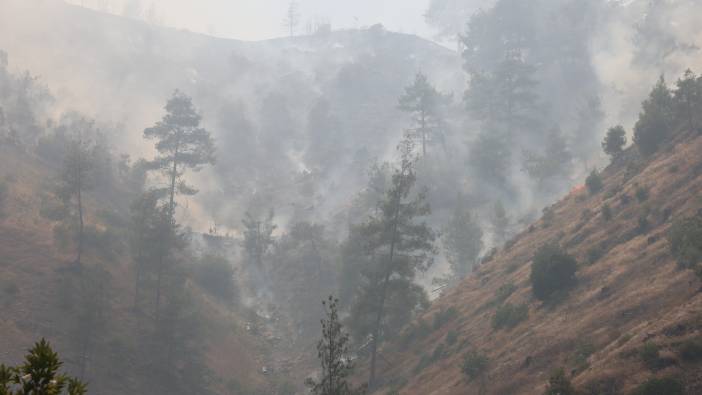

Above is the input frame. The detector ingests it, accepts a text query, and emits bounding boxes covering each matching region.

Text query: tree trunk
[133,227,144,310]
[421,109,427,157]
[368,177,405,389]
[156,145,179,322]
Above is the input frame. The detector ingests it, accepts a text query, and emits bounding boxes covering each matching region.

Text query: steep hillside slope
[0,146,271,395]
[364,132,702,394]
[0,0,462,231]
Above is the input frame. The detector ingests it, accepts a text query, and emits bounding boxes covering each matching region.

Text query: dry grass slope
[365,134,702,395]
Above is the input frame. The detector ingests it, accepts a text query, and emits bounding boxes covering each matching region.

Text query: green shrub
[530,243,578,301]
[587,244,606,265]
[400,319,432,348]
[492,303,528,330]
[582,376,621,395]
[413,353,432,374]
[668,216,702,275]
[633,76,674,157]
[637,214,650,235]
[573,342,596,369]
[679,338,702,362]
[494,282,516,304]
[462,350,488,380]
[543,368,577,395]
[431,343,447,361]
[640,342,662,370]
[433,306,458,330]
[635,186,650,202]
[586,170,604,194]
[620,193,631,206]
[446,330,458,346]
[633,377,684,395]
[602,125,627,159]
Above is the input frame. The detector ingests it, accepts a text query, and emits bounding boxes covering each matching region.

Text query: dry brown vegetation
[361,133,702,395]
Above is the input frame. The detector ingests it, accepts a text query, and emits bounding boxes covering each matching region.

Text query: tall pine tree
[347,138,436,389]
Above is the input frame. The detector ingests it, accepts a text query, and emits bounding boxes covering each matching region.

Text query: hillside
[363,131,702,394]
[0,145,273,394]
[0,0,462,231]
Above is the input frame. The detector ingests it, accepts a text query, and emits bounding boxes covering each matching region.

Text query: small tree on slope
[306,296,365,395]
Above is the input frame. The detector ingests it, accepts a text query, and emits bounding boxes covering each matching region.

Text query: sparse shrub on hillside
[530,243,578,301]
[400,319,432,348]
[193,254,238,304]
[492,303,528,330]
[634,76,675,156]
[582,376,622,395]
[635,185,649,202]
[543,368,577,395]
[602,204,613,221]
[446,330,458,346]
[433,306,458,330]
[602,125,627,159]
[632,377,684,395]
[678,338,702,362]
[586,170,604,194]
[495,282,517,304]
[431,342,447,361]
[572,342,596,371]
[640,342,660,367]
[637,214,651,235]
[639,342,674,371]
[587,244,606,265]
[668,216,702,277]
[620,193,631,206]
[413,353,432,374]
[462,350,488,380]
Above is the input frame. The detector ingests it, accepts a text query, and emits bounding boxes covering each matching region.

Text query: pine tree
[306,296,364,395]
[634,76,674,156]
[442,202,483,280]
[143,91,215,220]
[143,90,215,317]
[0,339,87,395]
[128,190,167,310]
[602,125,627,159]
[241,209,277,267]
[674,69,702,133]
[347,138,436,389]
[58,118,96,265]
[398,73,451,156]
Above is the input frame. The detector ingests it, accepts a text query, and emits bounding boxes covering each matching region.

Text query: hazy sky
[68,0,434,41]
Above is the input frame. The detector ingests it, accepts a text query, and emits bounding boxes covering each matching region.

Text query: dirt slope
[365,133,702,395]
